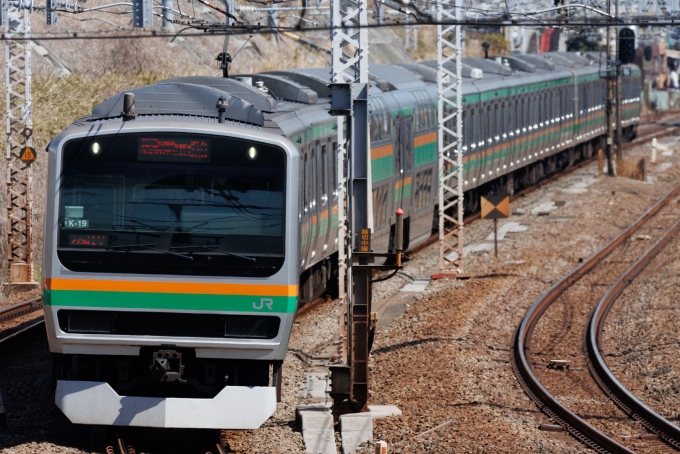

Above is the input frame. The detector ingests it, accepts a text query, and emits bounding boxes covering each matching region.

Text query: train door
[300,146,311,270]
[317,139,333,260]
[304,143,319,267]
[394,115,414,216]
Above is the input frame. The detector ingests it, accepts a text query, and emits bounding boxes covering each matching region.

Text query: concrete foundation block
[367,405,402,419]
[298,406,337,454]
[340,413,373,454]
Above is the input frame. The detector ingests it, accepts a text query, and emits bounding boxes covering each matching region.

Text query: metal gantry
[330,0,372,411]
[4,3,34,283]
[437,0,464,276]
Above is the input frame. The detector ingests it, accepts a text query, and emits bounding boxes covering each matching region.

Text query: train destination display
[138,137,210,162]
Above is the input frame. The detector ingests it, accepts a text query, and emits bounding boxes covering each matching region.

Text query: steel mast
[4,0,34,283]
[330,0,372,412]
[437,0,464,276]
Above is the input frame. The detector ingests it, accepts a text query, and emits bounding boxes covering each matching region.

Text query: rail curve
[511,183,680,453]
[587,216,680,450]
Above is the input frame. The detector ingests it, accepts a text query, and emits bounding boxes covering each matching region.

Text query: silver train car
[43,51,641,430]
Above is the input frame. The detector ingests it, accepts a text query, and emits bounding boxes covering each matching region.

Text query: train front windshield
[56,132,286,277]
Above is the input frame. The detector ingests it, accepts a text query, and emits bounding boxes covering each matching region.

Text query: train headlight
[91,142,101,155]
[248,147,258,160]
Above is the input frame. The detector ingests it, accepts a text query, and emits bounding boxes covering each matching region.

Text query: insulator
[105,447,115,454]
[126,446,137,454]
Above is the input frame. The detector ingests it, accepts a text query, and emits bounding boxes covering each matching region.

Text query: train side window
[320,142,328,205]
[494,103,501,140]
[310,147,317,211]
[372,184,388,228]
[332,141,338,201]
[303,152,309,213]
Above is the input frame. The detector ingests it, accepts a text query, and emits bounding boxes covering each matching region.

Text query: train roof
[86,51,635,136]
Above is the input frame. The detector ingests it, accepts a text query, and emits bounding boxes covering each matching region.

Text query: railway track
[0,297,44,345]
[586,216,680,449]
[511,183,680,453]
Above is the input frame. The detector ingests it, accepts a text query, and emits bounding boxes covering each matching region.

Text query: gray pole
[606,0,615,176]
[162,0,174,28]
[330,0,371,412]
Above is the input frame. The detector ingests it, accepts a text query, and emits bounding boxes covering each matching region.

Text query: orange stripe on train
[44,278,298,297]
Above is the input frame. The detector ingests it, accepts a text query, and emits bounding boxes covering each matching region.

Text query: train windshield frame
[56,132,287,277]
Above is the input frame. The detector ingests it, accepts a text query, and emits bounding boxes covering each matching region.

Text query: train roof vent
[421,60,483,79]
[369,65,427,90]
[541,53,575,67]
[584,52,606,64]
[266,68,333,98]
[512,54,556,70]
[163,76,276,112]
[265,67,384,96]
[234,73,318,104]
[462,58,513,76]
[91,82,265,126]
[500,56,536,73]
[396,63,438,83]
[550,51,591,66]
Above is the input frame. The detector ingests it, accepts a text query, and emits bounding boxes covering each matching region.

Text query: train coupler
[149,349,184,382]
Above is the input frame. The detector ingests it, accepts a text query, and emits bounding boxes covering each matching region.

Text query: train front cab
[42,120,300,429]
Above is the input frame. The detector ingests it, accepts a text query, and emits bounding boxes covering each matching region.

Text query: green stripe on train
[372,155,393,181]
[44,290,298,313]
[415,141,437,167]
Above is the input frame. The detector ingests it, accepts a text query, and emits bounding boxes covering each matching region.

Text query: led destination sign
[138,137,210,162]
[68,234,108,247]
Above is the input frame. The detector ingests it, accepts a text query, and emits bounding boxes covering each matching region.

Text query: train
[42,51,641,430]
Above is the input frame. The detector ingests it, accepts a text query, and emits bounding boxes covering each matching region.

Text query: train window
[405,119,413,173]
[494,104,501,141]
[372,184,388,228]
[332,141,338,201]
[320,142,328,206]
[463,109,472,147]
[413,168,432,212]
[58,132,287,277]
[412,90,434,131]
[310,148,317,209]
[470,108,478,146]
[485,105,492,143]
[303,152,309,212]
[370,97,392,141]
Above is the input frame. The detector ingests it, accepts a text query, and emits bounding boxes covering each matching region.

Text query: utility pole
[329,0,372,413]
[605,0,615,176]
[4,0,34,284]
[437,0,464,276]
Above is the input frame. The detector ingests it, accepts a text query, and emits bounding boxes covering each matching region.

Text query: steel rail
[0,317,44,345]
[511,182,680,453]
[0,297,44,345]
[0,296,42,323]
[587,217,680,450]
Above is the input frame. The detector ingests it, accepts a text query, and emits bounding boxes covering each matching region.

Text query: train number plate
[63,218,90,229]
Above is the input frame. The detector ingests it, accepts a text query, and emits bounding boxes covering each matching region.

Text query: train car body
[43,52,641,430]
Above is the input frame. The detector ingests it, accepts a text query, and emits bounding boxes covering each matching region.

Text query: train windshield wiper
[106,225,193,261]
[106,244,194,261]
[171,245,257,263]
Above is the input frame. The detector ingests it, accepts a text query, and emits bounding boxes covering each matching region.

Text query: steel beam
[437,0,464,275]
[5,4,33,283]
[330,0,371,411]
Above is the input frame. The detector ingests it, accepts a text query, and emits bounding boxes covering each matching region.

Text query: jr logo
[253,298,274,310]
